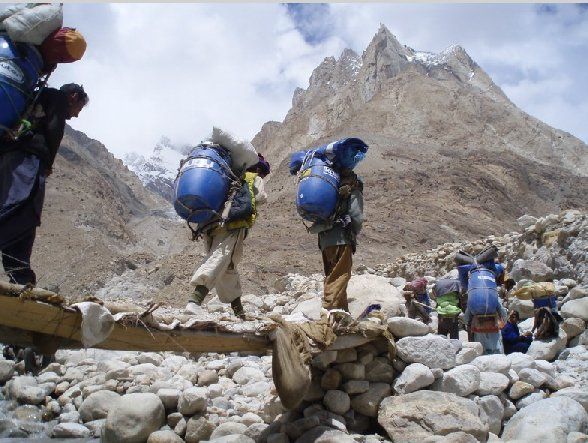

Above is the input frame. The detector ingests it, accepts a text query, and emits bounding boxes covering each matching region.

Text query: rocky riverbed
[0,210,586,442]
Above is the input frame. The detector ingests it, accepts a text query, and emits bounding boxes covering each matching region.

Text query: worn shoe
[191,285,209,305]
[231,297,246,320]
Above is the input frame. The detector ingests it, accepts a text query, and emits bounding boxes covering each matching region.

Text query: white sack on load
[210,126,258,171]
[0,4,28,29]
[3,3,63,45]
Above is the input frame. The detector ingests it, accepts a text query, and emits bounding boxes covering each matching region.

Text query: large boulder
[439,364,480,397]
[393,363,435,395]
[378,391,488,442]
[470,355,511,375]
[102,393,165,443]
[476,372,510,396]
[396,334,457,369]
[552,388,588,412]
[562,318,586,340]
[502,397,588,443]
[510,259,554,282]
[178,387,208,415]
[527,330,567,360]
[79,390,121,422]
[477,395,504,436]
[562,299,588,322]
[387,317,430,337]
[347,274,404,319]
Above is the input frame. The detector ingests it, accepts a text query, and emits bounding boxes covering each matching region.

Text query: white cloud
[48,3,587,158]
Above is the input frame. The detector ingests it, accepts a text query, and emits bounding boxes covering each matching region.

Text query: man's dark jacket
[0,88,69,248]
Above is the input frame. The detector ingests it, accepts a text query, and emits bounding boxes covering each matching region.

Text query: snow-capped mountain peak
[124,137,191,202]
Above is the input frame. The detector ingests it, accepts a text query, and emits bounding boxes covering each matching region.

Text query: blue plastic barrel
[174,146,232,224]
[467,267,500,315]
[0,34,44,135]
[296,154,340,223]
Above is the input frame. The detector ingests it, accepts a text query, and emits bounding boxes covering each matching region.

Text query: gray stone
[562,299,588,322]
[0,359,14,383]
[378,391,488,441]
[335,362,365,380]
[440,364,480,397]
[323,390,350,415]
[552,388,588,412]
[295,426,355,443]
[571,331,588,347]
[59,410,81,423]
[365,357,395,383]
[393,362,435,395]
[102,393,165,443]
[477,372,510,396]
[516,391,547,409]
[167,412,183,428]
[244,423,269,441]
[52,422,91,438]
[321,369,342,390]
[197,369,219,386]
[527,330,568,360]
[178,387,208,415]
[350,382,391,417]
[471,354,511,375]
[477,395,504,435]
[503,397,588,442]
[210,422,248,439]
[37,371,61,384]
[335,348,357,363]
[387,317,430,337]
[232,366,266,385]
[396,334,457,369]
[16,385,46,405]
[174,418,187,438]
[456,347,482,365]
[506,352,537,373]
[343,380,369,394]
[208,435,255,443]
[157,388,180,410]
[509,381,535,400]
[85,419,105,437]
[312,351,338,370]
[79,390,120,422]
[147,430,183,443]
[518,368,547,388]
[510,259,554,282]
[569,286,588,300]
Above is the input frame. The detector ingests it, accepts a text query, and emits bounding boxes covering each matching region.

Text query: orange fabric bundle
[39,27,87,65]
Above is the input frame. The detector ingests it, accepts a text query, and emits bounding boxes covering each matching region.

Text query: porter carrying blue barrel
[461,265,501,315]
[290,138,368,223]
[296,152,340,223]
[174,145,232,224]
[0,33,44,136]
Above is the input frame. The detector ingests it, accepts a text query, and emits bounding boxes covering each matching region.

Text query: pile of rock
[0,210,586,442]
[375,210,587,286]
[0,350,283,441]
[263,316,588,442]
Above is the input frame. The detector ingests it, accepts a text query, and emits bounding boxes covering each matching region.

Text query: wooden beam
[0,294,270,353]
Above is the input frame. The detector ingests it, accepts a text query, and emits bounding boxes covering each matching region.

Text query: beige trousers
[190,228,245,303]
[322,244,353,311]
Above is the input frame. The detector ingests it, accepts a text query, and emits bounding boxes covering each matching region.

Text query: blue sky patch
[285,3,333,45]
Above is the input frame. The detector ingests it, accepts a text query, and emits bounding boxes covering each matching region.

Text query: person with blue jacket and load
[501,310,533,354]
[0,83,88,285]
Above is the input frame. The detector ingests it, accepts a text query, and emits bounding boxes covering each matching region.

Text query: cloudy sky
[47,3,588,158]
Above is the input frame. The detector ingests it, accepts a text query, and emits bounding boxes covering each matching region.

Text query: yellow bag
[511,282,555,300]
